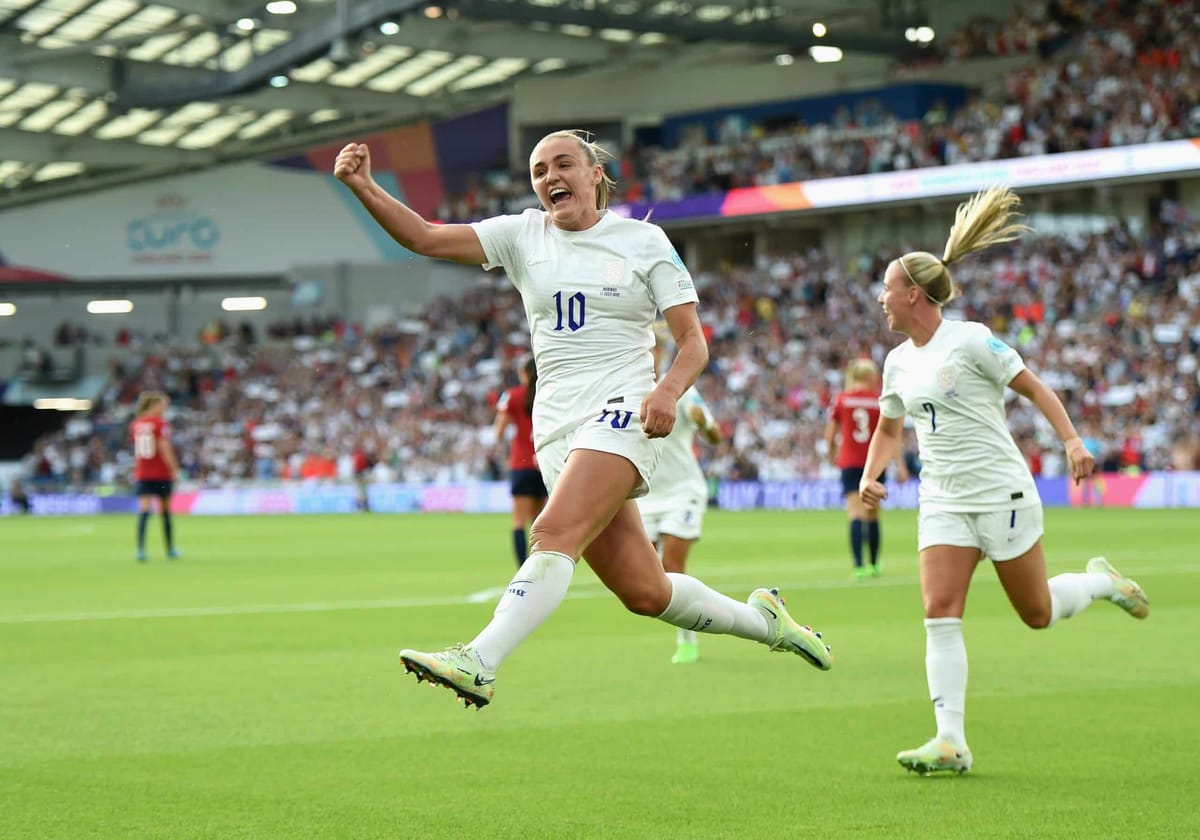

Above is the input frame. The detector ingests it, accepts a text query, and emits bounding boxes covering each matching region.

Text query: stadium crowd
[436,0,1198,220]
[15,203,1200,493]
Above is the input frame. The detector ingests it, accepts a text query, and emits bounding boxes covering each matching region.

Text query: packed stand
[434,0,1198,220]
[16,205,1200,492]
[18,288,530,491]
[696,210,1200,481]
[907,0,1084,65]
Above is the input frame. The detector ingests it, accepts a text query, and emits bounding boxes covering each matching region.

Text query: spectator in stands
[429,1,1182,216]
[17,177,1199,496]
[333,128,831,710]
[858,186,1150,776]
[493,356,547,567]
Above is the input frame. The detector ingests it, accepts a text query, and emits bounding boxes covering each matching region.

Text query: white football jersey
[880,319,1039,512]
[638,387,711,516]
[473,209,698,448]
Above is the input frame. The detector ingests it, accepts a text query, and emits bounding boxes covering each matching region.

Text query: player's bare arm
[642,303,707,439]
[333,143,486,265]
[160,438,180,479]
[860,414,904,508]
[1007,369,1094,483]
[823,417,838,467]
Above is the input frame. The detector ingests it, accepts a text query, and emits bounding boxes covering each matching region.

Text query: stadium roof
[0,0,922,210]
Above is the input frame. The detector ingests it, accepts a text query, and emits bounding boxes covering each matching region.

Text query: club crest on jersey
[600,258,625,284]
[937,364,959,397]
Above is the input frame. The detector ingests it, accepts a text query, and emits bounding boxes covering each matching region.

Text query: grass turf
[1,508,1197,839]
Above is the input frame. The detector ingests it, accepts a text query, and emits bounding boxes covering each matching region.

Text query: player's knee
[922,594,961,617]
[1020,604,1053,629]
[527,518,577,557]
[619,584,670,617]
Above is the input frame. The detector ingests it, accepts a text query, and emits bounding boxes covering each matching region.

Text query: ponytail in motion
[897,185,1031,306]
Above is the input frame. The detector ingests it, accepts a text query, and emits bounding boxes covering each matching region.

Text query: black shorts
[840,467,883,497]
[136,480,174,499]
[510,468,547,499]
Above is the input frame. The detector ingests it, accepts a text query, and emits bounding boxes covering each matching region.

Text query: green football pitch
[2,508,1197,839]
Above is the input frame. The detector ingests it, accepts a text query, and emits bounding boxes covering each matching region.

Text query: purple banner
[612,193,726,223]
[717,477,1072,511]
[3,475,1188,516]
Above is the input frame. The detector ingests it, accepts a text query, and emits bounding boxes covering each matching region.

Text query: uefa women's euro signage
[126,194,220,265]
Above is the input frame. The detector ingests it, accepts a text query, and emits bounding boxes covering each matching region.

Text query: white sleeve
[643,226,698,313]
[965,326,1026,387]
[879,352,906,418]
[470,212,527,273]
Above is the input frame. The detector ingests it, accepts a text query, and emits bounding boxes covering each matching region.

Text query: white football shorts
[640,494,706,542]
[917,505,1044,562]
[537,407,663,500]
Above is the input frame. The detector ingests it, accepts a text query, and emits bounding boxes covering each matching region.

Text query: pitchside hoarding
[5,473,1198,516]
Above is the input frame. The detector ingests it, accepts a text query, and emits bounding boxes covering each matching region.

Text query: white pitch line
[466,585,507,603]
[3,562,1196,626]
[0,595,472,625]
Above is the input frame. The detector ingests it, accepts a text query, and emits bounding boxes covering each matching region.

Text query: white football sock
[469,550,575,670]
[925,617,968,746]
[656,572,769,642]
[1049,572,1115,624]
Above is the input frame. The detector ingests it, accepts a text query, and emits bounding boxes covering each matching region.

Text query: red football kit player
[494,358,547,567]
[825,359,906,578]
[130,390,180,562]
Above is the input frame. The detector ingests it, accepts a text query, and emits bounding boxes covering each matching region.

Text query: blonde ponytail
[942,185,1030,265]
[897,185,1030,307]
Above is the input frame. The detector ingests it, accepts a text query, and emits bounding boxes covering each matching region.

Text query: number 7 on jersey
[921,401,937,432]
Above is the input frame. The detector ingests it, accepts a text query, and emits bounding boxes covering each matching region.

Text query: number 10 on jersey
[553,291,586,331]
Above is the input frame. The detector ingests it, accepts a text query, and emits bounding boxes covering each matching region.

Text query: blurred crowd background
[8,0,1200,495]
[437,0,1198,221]
[18,208,1200,492]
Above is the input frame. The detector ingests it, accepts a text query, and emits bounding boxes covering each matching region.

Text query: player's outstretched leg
[746,588,833,670]
[400,644,496,710]
[1085,557,1149,619]
[398,550,574,710]
[897,737,973,775]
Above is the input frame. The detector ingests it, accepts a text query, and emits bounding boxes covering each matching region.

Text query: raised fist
[333,143,372,189]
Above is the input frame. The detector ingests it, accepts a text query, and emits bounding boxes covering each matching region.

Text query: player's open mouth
[549,188,571,205]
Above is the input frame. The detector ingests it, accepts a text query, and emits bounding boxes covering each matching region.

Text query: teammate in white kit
[859,186,1150,774]
[638,330,722,664]
[334,130,831,710]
